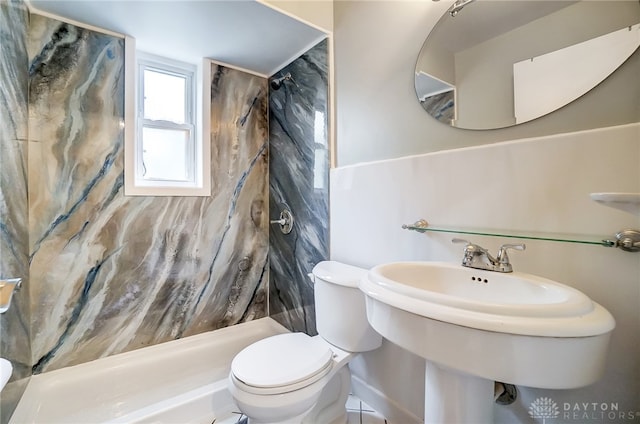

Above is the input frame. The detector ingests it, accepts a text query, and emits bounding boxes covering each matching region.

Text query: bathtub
[9,318,289,424]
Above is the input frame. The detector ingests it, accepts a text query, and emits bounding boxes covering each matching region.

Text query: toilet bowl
[228,333,353,423]
[228,261,382,424]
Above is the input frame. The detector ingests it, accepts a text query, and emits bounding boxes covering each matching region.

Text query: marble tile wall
[27,14,269,373]
[0,1,31,422]
[420,91,455,125]
[268,39,330,334]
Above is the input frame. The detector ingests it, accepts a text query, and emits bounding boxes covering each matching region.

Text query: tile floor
[217,394,388,424]
[346,394,389,424]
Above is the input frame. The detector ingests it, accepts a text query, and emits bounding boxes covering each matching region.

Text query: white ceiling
[27,0,327,77]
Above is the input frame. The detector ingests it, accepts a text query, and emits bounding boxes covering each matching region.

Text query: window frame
[138,56,195,184]
[124,37,211,196]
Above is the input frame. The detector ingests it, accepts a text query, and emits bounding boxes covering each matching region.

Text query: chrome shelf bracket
[606,229,640,252]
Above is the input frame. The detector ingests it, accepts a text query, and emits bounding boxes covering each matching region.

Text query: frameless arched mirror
[415,0,640,130]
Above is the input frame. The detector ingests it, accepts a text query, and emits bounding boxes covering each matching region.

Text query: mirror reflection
[415,0,640,130]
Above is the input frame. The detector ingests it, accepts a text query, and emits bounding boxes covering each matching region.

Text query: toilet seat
[231,333,335,395]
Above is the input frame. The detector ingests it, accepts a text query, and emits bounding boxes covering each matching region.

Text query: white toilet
[227,261,382,424]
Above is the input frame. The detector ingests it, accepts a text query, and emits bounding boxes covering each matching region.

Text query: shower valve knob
[270,209,294,234]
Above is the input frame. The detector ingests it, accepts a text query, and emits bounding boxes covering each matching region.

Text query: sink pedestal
[425,361,493,424]
[360,261,615,424]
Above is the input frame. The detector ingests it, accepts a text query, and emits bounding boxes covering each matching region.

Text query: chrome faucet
[452,238,525,273]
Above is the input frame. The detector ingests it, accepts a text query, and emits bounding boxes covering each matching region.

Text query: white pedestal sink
[359,262,615,423]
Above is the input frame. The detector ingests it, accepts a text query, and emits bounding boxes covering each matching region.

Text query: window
[139,58,195,183]
[124,37,211,196]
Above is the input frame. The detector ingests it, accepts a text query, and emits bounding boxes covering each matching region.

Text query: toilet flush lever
[270,209,294,234]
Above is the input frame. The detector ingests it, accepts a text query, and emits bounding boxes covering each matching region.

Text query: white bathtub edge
[10,318,289,424]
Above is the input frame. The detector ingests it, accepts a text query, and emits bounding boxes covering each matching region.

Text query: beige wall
[454,1,639,129]
[331,123,640,424]
[260,0,333,33]
[332,2,640,423]
[333,0,640,166]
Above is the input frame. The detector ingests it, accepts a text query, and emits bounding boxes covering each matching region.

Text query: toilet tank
[311,261,382,352]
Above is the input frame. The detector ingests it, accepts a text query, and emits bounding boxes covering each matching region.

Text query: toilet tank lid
[312,261,367,288]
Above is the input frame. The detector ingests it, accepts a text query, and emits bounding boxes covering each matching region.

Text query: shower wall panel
[0,1,31,421]
[269,39,329,334]
[27,14,269,373]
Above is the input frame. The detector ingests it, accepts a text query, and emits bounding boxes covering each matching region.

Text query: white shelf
[590,193,640,216]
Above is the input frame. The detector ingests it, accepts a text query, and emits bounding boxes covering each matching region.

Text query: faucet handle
[451,238,470,245]
[451,237,487,252]
[496,243,526,265]
[452,238,488,254]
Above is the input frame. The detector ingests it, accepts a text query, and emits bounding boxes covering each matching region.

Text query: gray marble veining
[0,1,31,422]
[420,91,455,124]
[3,3,326,384]
[27,14,269,373]
[268,39,329,334]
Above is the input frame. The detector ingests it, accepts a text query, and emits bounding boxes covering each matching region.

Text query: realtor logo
[529,397,560,423]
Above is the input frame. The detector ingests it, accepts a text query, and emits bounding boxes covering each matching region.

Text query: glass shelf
[402,223,615,247]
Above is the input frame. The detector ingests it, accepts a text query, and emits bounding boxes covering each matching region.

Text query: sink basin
[359,261,615,423]
[363,261,613,337]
